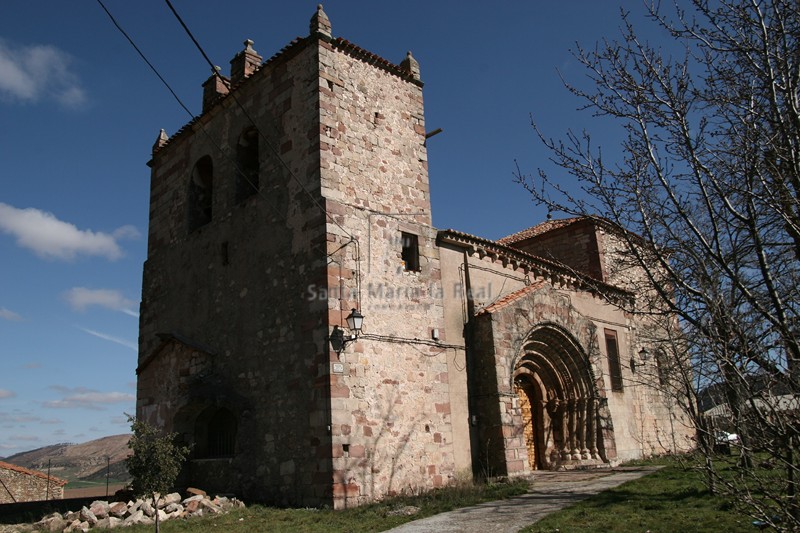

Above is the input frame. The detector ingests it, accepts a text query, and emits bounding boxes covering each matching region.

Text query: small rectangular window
[604,329,624,391]
[401,232,420,271]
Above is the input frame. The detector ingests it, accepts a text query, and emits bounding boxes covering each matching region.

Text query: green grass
[122,479,529,533]
[64,478,127,489]
[98,456,774,532]
[520,457,757,533]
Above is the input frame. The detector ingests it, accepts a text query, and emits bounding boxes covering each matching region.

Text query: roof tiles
[0,461,67,485]
[497,217,585,245]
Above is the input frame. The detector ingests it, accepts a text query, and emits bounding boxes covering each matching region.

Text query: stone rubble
[32,490,244,532]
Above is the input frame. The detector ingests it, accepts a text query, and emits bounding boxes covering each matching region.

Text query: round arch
[511,323,606,469]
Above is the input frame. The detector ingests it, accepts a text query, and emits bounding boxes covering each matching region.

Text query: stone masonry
[0,461,65,504]
[137,5,694,510]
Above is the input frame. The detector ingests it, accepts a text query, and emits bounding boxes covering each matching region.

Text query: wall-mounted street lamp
[328,308,364,354]
[638,347,650,362]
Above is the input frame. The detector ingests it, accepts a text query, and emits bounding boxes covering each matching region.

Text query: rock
[122,510,145,526]
[79,507,98,526]
[61,519,79,532]
[93,517,122,530]
[64,520,89,532]
[109,501,128,518]
[184,499,202,514]
[35,513,67,532]
[186,487,206,497]
[200,499,223,514]
[165,502,184,514]
[29,490,245,531]
[89,501,109,519]
[141,500,155,517]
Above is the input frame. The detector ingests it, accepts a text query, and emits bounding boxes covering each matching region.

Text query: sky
[0,1,664,457]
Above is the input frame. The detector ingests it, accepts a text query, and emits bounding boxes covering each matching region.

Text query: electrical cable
[96,0,347,286]
[162,0,359,245]
[95,0,194,119]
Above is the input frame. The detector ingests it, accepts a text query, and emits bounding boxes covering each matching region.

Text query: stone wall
[138,35,333,506]
[511,219,604,281]
[317,37,456,508]
[136,6,693,509]
[0,462,65,503]
[437,230,694,475]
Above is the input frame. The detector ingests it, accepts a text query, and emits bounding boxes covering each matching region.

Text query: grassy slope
[521,457,757,533]
[41,455,770,532]
[121,480,529,533]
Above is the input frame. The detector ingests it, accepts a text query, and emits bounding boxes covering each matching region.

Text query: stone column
[559,398,569,461]
[588,397,600,460]
[578,397,589,459]
[567,397,580,460]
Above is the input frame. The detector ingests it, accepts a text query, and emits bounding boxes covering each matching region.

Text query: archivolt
[511,322,606,467]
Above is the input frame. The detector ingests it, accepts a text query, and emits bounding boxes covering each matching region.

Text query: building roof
[478,281,547,315]
[0,461,67,486]
[437,228,633,303]
[497,217,585,246]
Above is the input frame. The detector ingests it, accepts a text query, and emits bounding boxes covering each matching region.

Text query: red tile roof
[497,217,585,245]
[0,461,67,486]
[478,281,547,315]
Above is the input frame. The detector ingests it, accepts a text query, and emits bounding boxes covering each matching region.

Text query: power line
[95,0,193,119]
[97,0,363,311]
[97,0,282,229]
[162,0,359,245]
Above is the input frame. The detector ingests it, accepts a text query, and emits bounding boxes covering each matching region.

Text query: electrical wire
[162,0,359,245]
[95,0,193,119]
[96,0,356,303]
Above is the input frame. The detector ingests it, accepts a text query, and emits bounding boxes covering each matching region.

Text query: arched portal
[512,324,605,469]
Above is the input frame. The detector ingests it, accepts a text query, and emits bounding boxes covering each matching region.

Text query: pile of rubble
[34,489,244,532]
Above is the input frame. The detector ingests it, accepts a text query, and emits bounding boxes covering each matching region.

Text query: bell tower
[137,6,455,508]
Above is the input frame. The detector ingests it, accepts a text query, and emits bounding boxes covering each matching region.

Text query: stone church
[136,6,693,508]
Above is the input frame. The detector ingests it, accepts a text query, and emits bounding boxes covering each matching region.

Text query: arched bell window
[235,128,259,203]
[188,155,214,232]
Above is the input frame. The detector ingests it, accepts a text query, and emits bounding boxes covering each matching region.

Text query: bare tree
[517,0,800,527]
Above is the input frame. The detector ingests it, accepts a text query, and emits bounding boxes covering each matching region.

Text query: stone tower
[137,6,455,508]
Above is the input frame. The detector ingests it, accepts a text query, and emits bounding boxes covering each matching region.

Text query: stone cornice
[437,229,633,304]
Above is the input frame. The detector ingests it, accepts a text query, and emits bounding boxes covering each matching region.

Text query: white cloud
[0,38,86,108]
[0,390,15,399]
[43,387,135,411]
[64,287,139,317]
[78,327,138,351]
[0,203,137,261]
[113,225,141,240]
[8,434,41,442]
[0,308,21,321]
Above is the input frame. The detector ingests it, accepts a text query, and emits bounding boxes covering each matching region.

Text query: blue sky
[0,1,655,457]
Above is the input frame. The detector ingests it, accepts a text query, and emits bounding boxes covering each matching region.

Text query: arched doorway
[512,324,606,470]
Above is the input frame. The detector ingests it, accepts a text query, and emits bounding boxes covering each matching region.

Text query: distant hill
[1,434,132,484]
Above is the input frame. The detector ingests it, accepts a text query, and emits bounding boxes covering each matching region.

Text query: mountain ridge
[1,434,132,484]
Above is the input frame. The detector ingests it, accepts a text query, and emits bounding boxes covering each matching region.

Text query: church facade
[136,6,693,508]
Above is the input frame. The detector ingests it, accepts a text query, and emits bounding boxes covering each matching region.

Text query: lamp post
[329,308,364,355]
[639,347,650,362]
